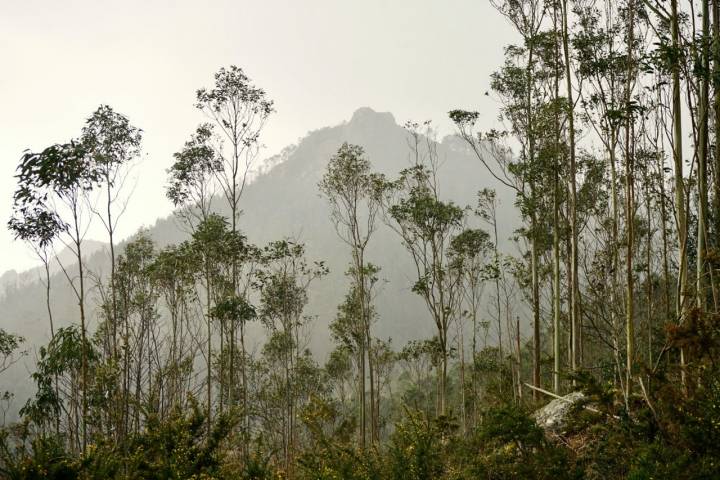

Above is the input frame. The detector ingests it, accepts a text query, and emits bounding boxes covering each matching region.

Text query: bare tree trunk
[624,0,636,399]
[531,206,541,399]
[671,0,689,389]
[562,0,581,372]
[526,37,541,400]
[359,338,366,449]
[459,320,467,434]
[553,0,563,394]
[516,316,523,401]
[646,176,654,374]
[71,199,89,452]
[697,0,710,312]
[713,0,720,309]
[205,264,213,432]
[658,143,672,324]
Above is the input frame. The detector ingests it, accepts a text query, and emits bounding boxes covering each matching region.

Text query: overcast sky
[0,0,515,273]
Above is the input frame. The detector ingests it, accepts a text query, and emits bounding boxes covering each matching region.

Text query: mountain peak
[349,107,396,128]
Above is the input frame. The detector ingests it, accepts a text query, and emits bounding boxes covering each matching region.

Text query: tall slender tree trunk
[671,0,689,389]
[491,211,503,363]
[439,327,448,416]
[71,200,88,452]
[366,322,377,442]
[697,0,710,311]
[527,42,541,399]
[105,180,119,361]
[562,0,581,372]
[358,246,377,443]
[553,188,562,394]
[205,264,212,432]
[240,321,248,453]
[459,321,467,433]
[42,256,61,435]
[552,0,563,395]
[516,316,523,401]
[657,118,673,325]
[624,1,636,398]
[646,176,654,371]
[531,206,541,398]
[713,0,720,309]
[360,339,366,448]
[610,141,623,389]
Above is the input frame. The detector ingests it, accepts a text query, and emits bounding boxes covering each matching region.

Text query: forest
[2,0,720,478]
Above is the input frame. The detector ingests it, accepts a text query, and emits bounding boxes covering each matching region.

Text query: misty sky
[0,0,515,273]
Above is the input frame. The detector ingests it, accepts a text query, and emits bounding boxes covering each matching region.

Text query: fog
[0,0,514,273]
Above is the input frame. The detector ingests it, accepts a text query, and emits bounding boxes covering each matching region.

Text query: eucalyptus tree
[8,207,63,341]
[150,242,200,416]
[206,229,250,414]
[695,0,711,311]
[489,0,547,397]
[195,66,274,236]
[622,0,639,398]
[448,227,492,428]
[475,189,510,363]
[21,326,97,453]
[573,0,628,389]
[384,125,465,415]
[714,0,720,277]
[112,233,159,435]
[189,214,241,425]
[475,188,527,402]
[450,2,562,396]
[11,140,98,451]
[167,124,222,428]
[194,66,274,430]
[642,0,691,389]
[0,331,23,433]
[256,239,327,471]
[319,142,385,445]
[329,265,380,446]
[548,0,565,396]
[167,123,219,228]
[669,0,689,354]
[81,105,142,360]
[397,338,445,416]
[559,0,581,373]
[450,124,543,398]
[369,338,395,438]
[211,293,255,412]
[324,345,356,411]
[0,330,24,377]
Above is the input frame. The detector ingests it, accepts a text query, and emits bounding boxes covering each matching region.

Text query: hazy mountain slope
[0,107,520,415]
[0,240,105,302]
[150,107,520,350]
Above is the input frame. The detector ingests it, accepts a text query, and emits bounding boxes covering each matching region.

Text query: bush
[459,405,577,480]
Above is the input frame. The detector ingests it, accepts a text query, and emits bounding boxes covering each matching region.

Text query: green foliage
[297,397,380,480]
[570,364,720,479]
[385,411,452,480]
[0,330,24,375]
[7,207,65,250]
[120,400,235,479]
[21,326,97,430]
[7,5,720,474]
[459,405,576,480]
[166,123,219,209]
[196,65,274,117]
[0,432,80,480]
[2,399,241,480]
[80,104,143,184]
